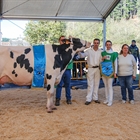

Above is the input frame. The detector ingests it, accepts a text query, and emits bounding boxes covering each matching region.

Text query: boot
[55,98,60,106]
[66,99,72,104]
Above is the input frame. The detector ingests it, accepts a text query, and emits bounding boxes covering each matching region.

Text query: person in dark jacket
[129,40,140,62]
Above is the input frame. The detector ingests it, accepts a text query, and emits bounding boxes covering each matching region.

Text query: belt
[91,66,99,68]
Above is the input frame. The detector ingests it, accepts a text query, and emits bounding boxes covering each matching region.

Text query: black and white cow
[0,38,89,112]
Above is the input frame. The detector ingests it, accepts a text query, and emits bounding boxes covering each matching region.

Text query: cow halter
[83,40,87,47]
[70,37,73,45]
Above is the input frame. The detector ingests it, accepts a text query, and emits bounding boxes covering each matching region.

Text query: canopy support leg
[103,19,106,50]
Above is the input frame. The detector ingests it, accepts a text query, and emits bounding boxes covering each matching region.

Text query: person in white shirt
[78,38,102,105]
[118,44,137,104]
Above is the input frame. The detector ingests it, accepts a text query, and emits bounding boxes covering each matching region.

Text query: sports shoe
[107,102,112,106]
[85,101,91,105]
[94,100,100,104]
[130,100,134,105]
[103,100,108,104]
[122,100,126,104]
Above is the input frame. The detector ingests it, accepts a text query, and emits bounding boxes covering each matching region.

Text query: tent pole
[103,19,106,50]
[0,19,2,45]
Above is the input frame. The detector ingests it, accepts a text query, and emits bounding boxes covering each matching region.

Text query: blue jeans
[56,69,71,100]
[118,75,134,101]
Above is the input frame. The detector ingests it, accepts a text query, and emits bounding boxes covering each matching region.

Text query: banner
[32,45,46,88]
[100,61,114,78]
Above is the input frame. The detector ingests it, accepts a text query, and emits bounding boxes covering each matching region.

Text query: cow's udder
[0,76,13,85]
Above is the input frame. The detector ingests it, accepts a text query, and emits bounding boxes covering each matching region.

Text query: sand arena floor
[0,87,140,140]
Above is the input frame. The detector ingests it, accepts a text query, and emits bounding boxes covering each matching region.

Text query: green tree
[110,0,139,20]
[106,17,140,48]
[24,20,103,45]
[24,21,66,44]
[66,22,103,43]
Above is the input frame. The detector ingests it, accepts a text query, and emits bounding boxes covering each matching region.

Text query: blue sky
[1,20,28,38]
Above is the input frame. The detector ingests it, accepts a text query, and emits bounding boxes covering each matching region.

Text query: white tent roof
[0,0,120,21]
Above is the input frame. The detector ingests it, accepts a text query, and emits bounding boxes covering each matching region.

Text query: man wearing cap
[129,40,140,62]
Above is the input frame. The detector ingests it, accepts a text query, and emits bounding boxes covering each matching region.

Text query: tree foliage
[110,0,139,20]
[65,22,102,42]
[24,20,103,45]
[24,0,140,47]
[24,21,66,45]
[106,18,140,45]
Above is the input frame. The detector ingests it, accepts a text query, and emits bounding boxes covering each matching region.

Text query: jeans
[56,69,71,100]
[118,75,134,101]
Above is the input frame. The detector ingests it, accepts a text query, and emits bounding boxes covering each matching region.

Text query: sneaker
[122,100,126,104]
[107,102,112,106]
[103,100,108,104]
[85,101,91,105]
[94,100,100,104]
[130,100,134,105]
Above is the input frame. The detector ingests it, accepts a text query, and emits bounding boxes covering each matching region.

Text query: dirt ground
[0,86,140,140]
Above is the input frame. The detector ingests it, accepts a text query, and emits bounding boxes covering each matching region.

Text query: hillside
[106,17,140,52]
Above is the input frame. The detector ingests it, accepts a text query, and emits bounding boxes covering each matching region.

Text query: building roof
[0,0,120,21]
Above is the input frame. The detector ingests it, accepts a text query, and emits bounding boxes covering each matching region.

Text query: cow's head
[61,37,84,51]
[52,37,86,54]
[61,37,91,52]
[52,37,90,72]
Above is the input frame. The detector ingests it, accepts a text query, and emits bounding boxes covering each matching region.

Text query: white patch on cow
[0,38,87,113]
[65,44,73,52]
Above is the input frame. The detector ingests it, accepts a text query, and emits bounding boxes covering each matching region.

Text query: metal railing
[71,60,87,80]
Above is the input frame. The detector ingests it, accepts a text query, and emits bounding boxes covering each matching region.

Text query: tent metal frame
[0,0,121,48]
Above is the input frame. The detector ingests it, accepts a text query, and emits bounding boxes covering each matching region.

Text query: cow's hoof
[46,107,57,110]
[52,107,57,110]
[47,110,53,113]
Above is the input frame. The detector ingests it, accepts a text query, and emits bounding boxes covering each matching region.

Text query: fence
[71,60,87,80]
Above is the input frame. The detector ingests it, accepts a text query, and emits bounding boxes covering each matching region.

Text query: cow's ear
[52,44,58,52]
[73,38,80,43]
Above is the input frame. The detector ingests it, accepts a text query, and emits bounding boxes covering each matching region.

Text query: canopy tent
[0,0,121,46]
[0,0,120,21]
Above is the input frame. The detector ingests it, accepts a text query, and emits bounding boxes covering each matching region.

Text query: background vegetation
[22,0,140,51]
